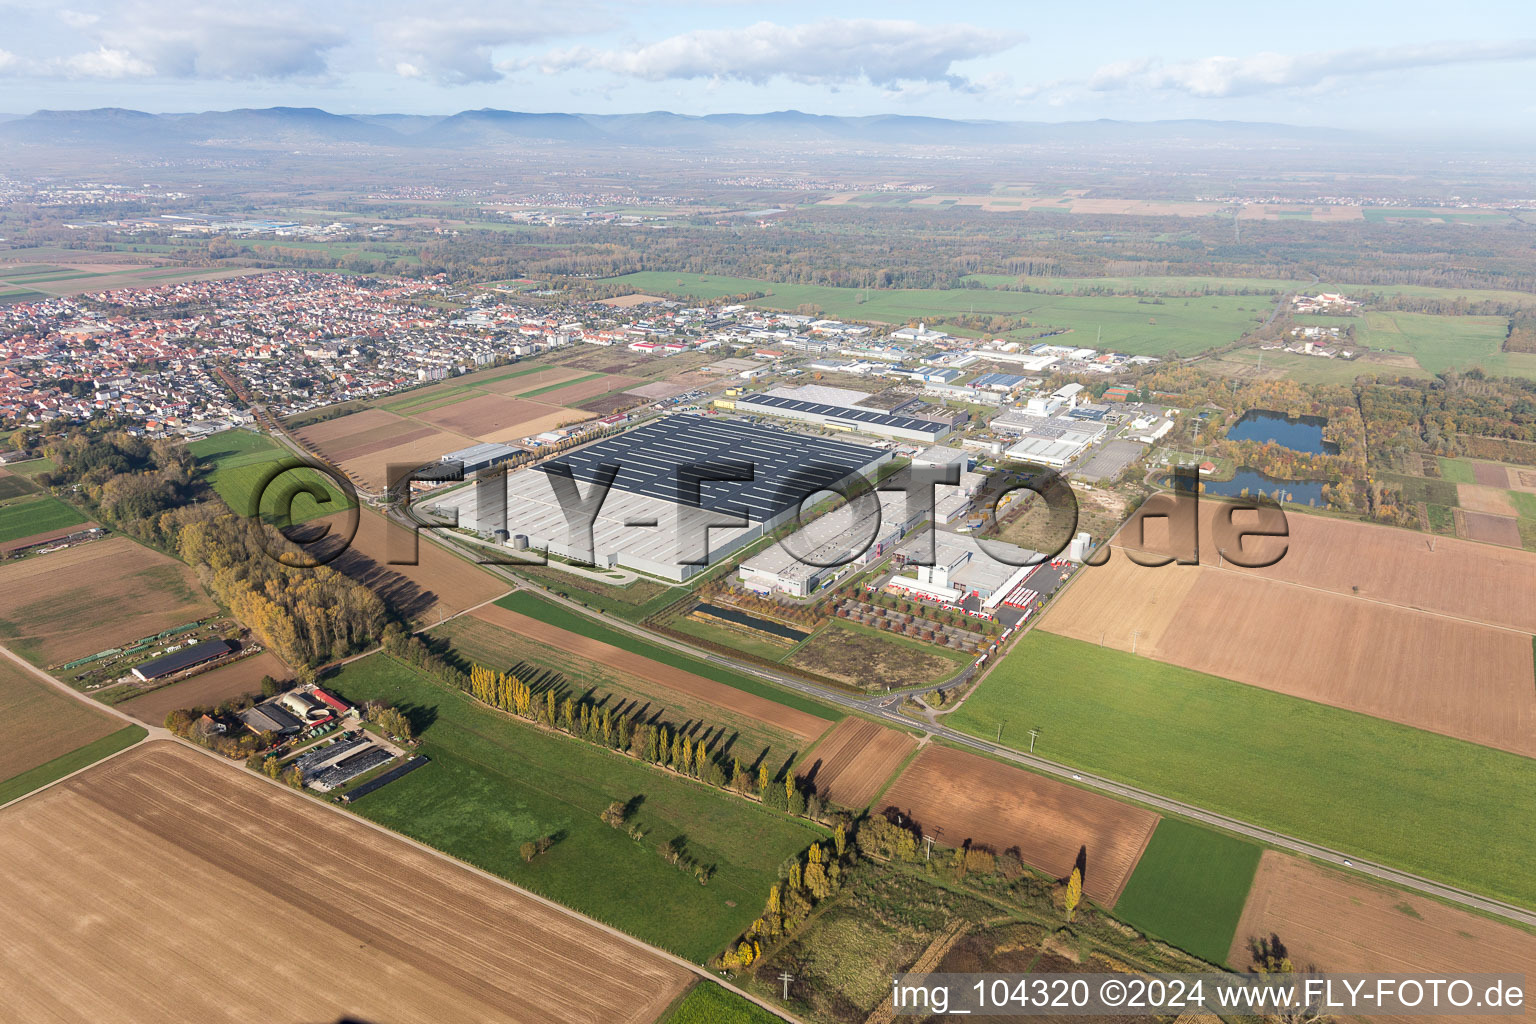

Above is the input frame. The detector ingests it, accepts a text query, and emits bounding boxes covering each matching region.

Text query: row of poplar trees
[467,663,814,812]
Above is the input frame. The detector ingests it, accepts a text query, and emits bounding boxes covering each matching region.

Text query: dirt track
[1229,852,1536,1024]
[471,603,831,741]
[797,718,916,809]
[879,745,1159,905]
[0,742,691,1024]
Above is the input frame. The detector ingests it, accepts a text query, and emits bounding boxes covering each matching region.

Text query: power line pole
[1028,727,1041,753]
[779,972,794,1000]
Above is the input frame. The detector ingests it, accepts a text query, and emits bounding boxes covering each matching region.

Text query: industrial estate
[0,19,1534,1024]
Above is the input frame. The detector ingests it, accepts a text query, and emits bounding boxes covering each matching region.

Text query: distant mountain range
[0,106,1363,152]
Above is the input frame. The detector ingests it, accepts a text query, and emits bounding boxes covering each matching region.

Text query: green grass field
[496,592,841,722]
[1111,819,1261,966]
[947,632,1536,909]
[0,494,88,543]
[188,430,354,524]
[1356,310,1536,379]
[1438,457,1477,483]
[958,275,1536,306]
[324,654,825,963]
[0,725,146,805]
[659,983,783,1024]
[3,458,56,479]
[603,272,1268,357]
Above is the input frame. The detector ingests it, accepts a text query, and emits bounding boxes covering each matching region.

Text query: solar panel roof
[735,393,944,434]
[536,415,885,523]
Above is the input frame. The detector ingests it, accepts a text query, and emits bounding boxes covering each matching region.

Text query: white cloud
[536,19,1022,90]
[1090,40,1536,98]
[60,46,154,78]
[58,9,99,29]
[379,8,609,84]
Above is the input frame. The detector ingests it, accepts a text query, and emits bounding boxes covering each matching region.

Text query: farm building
[439,414,892,580]
[131,639,235,681]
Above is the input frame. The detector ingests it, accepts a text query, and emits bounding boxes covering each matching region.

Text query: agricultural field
[0,741,691,1023]
[0,654,131,798]
[659,983,782,1024]
[324,654,828,963]
[187,429,353,524]
[602,272,1271,356]
[1043,503,1536,754]
[1353,310,1536,379]
[879,745,1160,905]
[0,493,89,546]
[1229,852,1536,1024]
[0,256,259,298]
[0,537,218,666]
[1110,819,1261,966]
[470,602,831,742]
[311,508,510,626]
[497,591,841,725]
[947,631,1536,909]
[795,718,916,810]
[432,611,815,768]
[785,621,972,690]
[115,651,288,725]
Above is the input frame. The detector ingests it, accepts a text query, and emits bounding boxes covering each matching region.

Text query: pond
[1165,468,1325,505]
[1227,409,1339,455]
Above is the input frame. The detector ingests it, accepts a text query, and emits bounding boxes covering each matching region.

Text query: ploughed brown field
[532,374,641,405]
[1471,461,1514,488]
[312,508,510,626]
[797,718,916,810]
[879,745,1159,905]
[484,366,584,393]
[414,393,580,439]
[0,537,217,666]
[1229,852,1536,1024]
[0,742,691,1023]
[0,654,120,783]
[1456,508,1524,548]
[470,603,831,741]
[116,651,289,725]
[1045,502,1536,755]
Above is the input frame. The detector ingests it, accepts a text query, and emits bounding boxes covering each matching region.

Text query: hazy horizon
[0,1,1532,141]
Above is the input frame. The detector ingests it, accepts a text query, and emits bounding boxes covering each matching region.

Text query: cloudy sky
[0,0,1532,134]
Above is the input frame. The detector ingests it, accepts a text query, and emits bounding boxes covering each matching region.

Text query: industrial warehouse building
[435,415,892,580]
[730,385,954,443]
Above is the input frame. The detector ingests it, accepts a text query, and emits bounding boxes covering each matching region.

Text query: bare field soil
[0,656,119,782]
[598,292,669,307]
[1122,500,1536,633]
[796,718,916,810]
[880,746,1159,905]
[295,406,405,447]
[335,428,478,490]
[786,623,966,690]
[0,538,216,665]
[116,651,289,725]
[1457,509,1524,548]
[1458,483,1518,516]
[1472,462,1514,487]
[480,408,590,444]
[470,603,830,741]
[0,742,691,1024]
[1158,570,1536,755]
[415,393,574,438]
[1049,513,1536,755]
[536,375,642,405]
[1229,852,1536,1024]
[313,509,509,625]
[486,367,587,394]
